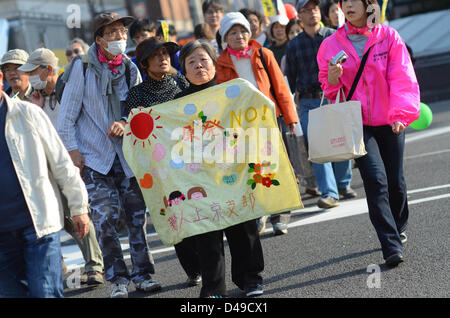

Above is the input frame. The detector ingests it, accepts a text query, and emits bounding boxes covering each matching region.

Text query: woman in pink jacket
[317,0,420,267]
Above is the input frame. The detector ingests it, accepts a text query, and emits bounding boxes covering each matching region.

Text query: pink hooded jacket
[317,23,420,127]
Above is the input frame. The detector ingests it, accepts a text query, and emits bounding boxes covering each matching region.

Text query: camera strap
[347,46,372,100]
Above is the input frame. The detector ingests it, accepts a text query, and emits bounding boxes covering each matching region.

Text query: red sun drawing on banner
[126,108,163,148]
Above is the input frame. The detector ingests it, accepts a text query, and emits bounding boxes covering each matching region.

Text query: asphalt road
[62,99,450,301]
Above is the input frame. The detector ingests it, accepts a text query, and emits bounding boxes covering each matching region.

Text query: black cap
[136,37,179,64]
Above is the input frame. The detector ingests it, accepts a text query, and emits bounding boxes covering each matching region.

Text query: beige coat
[3,92,89,238]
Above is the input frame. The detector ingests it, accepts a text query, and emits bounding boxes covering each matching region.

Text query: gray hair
[69,37,90,54]
[179,39,217,75]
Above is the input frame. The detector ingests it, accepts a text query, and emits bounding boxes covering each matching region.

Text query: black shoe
[338,186,357,199]
[385,253,404,267]
[186,274,202,287]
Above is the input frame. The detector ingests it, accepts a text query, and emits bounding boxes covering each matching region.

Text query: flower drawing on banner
[247,163,280,189]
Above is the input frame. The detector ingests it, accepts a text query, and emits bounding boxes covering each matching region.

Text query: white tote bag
[307,90,366,164]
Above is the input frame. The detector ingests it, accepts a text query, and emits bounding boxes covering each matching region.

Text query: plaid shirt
[286,26,335,95]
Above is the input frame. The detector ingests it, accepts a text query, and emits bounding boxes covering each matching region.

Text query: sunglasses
[66,48,82,56]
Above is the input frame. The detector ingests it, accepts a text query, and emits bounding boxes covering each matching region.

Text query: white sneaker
[135,278,162,292]
[110,283,128,298]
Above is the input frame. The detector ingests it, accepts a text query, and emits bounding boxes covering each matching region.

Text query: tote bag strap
[319,87,346,107]
[347,46,372,100]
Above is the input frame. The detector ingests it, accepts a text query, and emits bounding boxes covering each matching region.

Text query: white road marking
[405,149,450,160]
[64,184,450,271]
[63,126,450,271]
[405,126,450,143]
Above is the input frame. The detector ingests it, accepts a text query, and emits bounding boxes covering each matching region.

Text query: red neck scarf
[346,22,372,37]
[227,45,251,60]
[97,48,123,74]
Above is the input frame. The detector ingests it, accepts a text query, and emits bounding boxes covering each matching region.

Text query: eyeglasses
[66,48,81,57]
[103,28,128,38]
[299,6,320,14]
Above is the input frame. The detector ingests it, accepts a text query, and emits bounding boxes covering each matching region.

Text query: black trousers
[355,125,408,259]
[175,219,264,297]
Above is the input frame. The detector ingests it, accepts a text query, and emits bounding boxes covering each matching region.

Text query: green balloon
[409,103,433,130]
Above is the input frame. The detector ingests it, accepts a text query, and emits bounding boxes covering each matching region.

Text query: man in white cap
[19,48,60,127]
[0,49,32,101]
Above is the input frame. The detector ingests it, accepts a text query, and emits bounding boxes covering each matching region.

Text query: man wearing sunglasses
[65,38,90,64]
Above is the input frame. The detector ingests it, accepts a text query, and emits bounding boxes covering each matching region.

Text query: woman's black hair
[285,18,301,38]
[129,19,156,39]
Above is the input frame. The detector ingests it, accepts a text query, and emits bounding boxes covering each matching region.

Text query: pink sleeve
[317,39,343,101]
[386,30,420,126]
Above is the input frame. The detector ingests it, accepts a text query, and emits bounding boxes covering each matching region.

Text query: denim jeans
[0,225,63,298]
[298,98,352,199]
[355,125,407,259]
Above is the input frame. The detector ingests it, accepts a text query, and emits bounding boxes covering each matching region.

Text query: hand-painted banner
[123,79,302,245]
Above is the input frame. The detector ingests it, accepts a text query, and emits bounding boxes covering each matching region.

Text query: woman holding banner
[173,39,265,298]
[123,37,188,118]
[317,0,420,267]
[215,12,298,236]
[123,36,201,287]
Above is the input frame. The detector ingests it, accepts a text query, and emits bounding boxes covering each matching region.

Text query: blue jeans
[355,125,407,259]
[0,225,63,298]
[299,98,352,199]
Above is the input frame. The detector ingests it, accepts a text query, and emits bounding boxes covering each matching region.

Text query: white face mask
[29,74,47,90]
[104,40,127,56]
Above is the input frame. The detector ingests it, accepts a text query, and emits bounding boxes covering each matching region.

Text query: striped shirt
[57,58,141,178]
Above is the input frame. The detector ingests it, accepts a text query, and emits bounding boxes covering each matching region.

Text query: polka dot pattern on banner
[184,103,197,116]
[225,85,240,98]
[170,158,184,169]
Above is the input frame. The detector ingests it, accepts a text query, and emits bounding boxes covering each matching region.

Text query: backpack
[55,54,131,104]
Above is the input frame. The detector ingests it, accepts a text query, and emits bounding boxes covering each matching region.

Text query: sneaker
[338,186,357,199]
[87,271,104,285]
[257,215,269,235]
[317,196,340,209]
[272,222,288,235]
[245,284,263,297]
[400,232,407,244]
[110,283,128,298]
[186,274,202,287]
[135,278,162,293]
[80,272,88,285]
[305,188,321,197]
